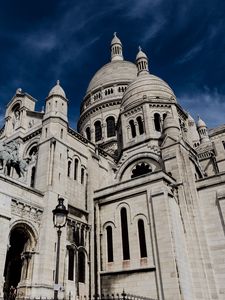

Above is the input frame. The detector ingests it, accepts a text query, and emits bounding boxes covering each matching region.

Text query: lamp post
[52,197,68,300]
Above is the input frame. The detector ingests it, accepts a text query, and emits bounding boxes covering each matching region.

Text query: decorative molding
[11,199,43,224]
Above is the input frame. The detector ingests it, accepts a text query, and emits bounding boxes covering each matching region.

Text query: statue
[12,109,20,130]
[0,141,30,177]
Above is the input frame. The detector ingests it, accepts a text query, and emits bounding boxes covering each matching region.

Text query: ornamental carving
[11,199,43,224]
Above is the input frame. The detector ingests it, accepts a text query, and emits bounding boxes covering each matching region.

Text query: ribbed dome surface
[86,61,137,93]
[121,74,176,110]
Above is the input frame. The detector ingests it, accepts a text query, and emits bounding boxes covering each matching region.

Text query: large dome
[86,60,137,93]
[121,73,176,110]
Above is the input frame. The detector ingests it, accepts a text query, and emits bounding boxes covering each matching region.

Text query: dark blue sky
[0,0,224,128]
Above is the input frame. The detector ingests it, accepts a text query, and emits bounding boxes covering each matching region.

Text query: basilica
[0,33,225,300]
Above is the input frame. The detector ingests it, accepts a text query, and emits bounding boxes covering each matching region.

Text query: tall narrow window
[154,113,161,132]
[78,252,85,283]
[94,121,102,142]
[106,116,116,137]
[74,159,78,180]
[138,219,147,258]
[68,248,74,281]
[30,166,36,188]
[129,120,136,138]
[106,226,113,262]
[86,127,91,141]
[137,116,144,135]
[60,129,63,139]
[67,161,71,177]
[121,207,130,260]
[81,168,84,184]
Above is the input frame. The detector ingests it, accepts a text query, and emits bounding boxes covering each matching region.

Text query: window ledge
[100,266,156,276]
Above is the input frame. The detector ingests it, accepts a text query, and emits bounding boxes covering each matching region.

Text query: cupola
[111,32,123,61]
[197,116,209,143]
[44,80,68,122]
[136,46,149,76]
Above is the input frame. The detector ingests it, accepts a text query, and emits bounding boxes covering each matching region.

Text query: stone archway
[3,223,36,297]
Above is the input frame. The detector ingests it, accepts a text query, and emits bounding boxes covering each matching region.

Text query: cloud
[179,87,225,128]
[177,43,203,64]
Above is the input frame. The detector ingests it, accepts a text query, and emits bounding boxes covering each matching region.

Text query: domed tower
[197,116,210,144]
[44,80,68,122]
[118,47,180,153]
[77,33,137,156]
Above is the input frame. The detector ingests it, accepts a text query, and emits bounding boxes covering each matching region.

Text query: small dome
[136,46,148,60]
[48,80,66,98]
[111,32,122,46]
[197,116,206,128]
[86,61,137,93]
[121,73,176,110]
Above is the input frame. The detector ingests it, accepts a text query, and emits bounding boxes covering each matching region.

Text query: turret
[44,80,68,122]
[111,32,123,61]
[136,46,149,76]
[197,116,210,143]
[163,113,180,140]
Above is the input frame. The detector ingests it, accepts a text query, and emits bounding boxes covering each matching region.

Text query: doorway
[4,226,31,296]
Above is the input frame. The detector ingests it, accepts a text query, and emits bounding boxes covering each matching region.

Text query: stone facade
[0,34,225,300]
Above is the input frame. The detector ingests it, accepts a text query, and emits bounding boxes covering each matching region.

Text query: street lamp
[52,197,68,300]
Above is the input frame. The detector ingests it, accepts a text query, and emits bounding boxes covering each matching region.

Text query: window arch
[30,167,36,188]
[81,168,85,184]
[129,120,136,138]
[94,121,102,142]
[68,248,74,281]
[138,219,147,258]
[67,161,72,177]
[131,162,152,178]
[120,207,130,260]
[154,113,161,132]
[137,116,144,135]
[74,159,78,180]
[106,226,113,262]
[78,251,85,283]
[106,116,116,137]
[86,127,91,141]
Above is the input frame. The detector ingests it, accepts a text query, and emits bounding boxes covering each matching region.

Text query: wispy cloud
[177,43,203,64]
[179,87,225,128]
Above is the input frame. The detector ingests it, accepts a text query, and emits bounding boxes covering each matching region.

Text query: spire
[111,32,123,61]
[136,46,149,76]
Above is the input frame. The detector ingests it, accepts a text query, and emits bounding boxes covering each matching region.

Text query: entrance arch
[4,223,37,296]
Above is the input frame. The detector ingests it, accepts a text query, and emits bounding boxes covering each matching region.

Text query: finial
[57,80,60,85]
[138,46,142,51]
[113,32,117,37]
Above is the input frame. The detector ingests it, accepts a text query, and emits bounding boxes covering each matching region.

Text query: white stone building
[0,33,225,300]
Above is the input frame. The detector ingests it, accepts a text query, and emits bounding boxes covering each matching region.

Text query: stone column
[0,194,11,298]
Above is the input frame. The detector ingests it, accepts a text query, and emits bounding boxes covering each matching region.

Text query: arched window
[81,168,84,184]
[138,219,147,258]
[74,159,78,180]
[129,120,136,138]
[67,161,71,177]
[121,207,130,260]
[30,167,36,188]
[78,252,85,283]
[154,113,161,132]
[94,121,102,142]
[137,116,144,135]
[86,127,91,141]
[106,226,113,262]
[106,116,116,137]
[68,248,74,281]
[131,163,152,178]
